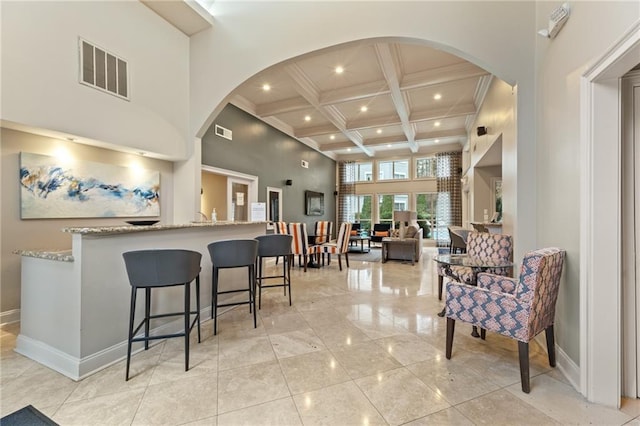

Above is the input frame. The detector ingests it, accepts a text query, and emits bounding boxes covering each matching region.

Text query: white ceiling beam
[285,63,374,156]
[374,43,418,153]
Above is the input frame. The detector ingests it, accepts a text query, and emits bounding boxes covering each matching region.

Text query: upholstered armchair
[437,232,513,300]
[370,223,392,245]
[445,247,566,393]
[318,222,352,271]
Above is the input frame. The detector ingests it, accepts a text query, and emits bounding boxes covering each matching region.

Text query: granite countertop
[61,221,267,235]
[14,249,74,262]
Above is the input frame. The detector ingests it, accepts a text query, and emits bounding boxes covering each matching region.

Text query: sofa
[383,225,423,263]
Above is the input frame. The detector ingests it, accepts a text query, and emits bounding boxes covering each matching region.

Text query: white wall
[467,78,516,235]
[0,1,190,159]
[535,1,640,405]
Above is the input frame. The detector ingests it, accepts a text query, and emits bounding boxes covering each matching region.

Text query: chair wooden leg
[438,275,443,300]
[303,255,308,272]
[480,328,486,340]
[518,341,530,393]
[338,255,342,271]
[446,317,455,359]
[545,325,556,367]
[345,252,349,268]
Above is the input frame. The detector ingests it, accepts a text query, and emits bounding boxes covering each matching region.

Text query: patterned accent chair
[318,222,352,271]
[288,223,319,272]
[314,221,333,244]
[445,247,566,393]
[437,232,513,300]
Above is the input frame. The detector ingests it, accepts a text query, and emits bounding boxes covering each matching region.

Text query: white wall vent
[215,124,232,140]
[79,38,129,100]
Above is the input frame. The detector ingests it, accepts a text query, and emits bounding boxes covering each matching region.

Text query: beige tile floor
[2,247,640,425]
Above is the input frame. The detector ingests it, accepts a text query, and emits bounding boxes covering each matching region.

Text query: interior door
[228,178,249,222]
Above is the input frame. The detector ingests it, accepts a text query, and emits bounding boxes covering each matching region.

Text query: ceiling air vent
[215,124,232,140]
[79,38,129,100]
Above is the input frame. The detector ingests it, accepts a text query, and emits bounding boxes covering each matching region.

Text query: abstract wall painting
[20,152,160,219]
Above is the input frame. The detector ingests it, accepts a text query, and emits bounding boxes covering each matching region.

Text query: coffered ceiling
[142,0,494,160]
[230,41,493,159]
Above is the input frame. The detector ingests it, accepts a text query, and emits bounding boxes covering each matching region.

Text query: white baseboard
[534,333,581,392]
[15,305,214,381]
[556,343,581,391]
[1,309,20,326]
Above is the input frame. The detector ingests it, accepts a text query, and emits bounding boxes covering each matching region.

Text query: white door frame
[621,71,640,398]
[580,21,640,407]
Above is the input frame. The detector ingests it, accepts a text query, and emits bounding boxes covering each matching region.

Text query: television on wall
[305,190,324,216]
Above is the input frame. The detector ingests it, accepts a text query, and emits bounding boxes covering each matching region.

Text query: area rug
[0,405,58,425]
[348,248,382,262]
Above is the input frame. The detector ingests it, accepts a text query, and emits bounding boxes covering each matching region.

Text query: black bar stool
[207,239,259,335]
[255,234,293,309]
[122,249,202,381]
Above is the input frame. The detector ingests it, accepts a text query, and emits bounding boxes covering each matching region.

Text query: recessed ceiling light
[335,66,344,74]
[304,115,311,122]
[434,121,441,127]
[434,139,440,143]
[376,129,382,134]
[433,93,442,100]
[262,84,271,91]
[330,135,336,140]
[347,147,351,152]
[360,106,368,112]
[387,144,392,148]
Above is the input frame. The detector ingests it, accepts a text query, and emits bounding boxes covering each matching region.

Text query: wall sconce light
[285,179,293,186]
[477,126,488,136]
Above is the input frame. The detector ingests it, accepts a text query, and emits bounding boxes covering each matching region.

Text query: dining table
[433,253,514,337]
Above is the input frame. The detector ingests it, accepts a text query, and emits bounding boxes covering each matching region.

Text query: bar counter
[15,221,267,380]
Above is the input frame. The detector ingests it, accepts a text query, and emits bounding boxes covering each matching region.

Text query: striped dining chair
[314,221,332,244]
[273,222,288,265]
[273,222,288,235]
[318,222,352,271]
[288,223,319,272]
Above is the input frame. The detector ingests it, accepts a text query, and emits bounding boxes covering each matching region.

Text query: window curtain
[436,151,462,247]
[338,161,356,225]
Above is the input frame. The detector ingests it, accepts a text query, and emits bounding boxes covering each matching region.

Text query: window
[345,162,373,182]
[416,193,438,239]
[378,194,408,225]
[415,157,437,179]
[378,159,409,181]
[345,194,372,232]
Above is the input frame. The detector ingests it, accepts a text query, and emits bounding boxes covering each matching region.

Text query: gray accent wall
[201,104,336,232]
